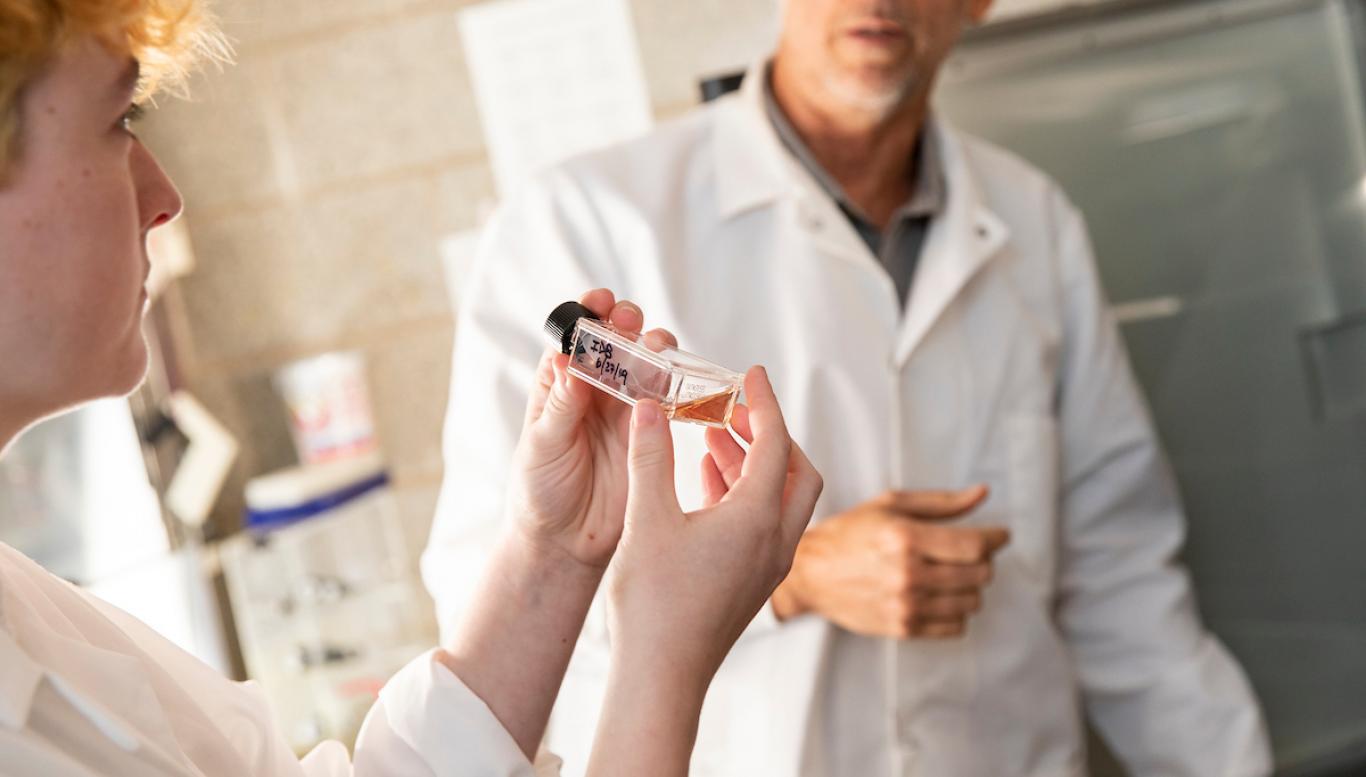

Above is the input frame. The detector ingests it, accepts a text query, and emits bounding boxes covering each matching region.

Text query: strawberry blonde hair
[0,0,227,176]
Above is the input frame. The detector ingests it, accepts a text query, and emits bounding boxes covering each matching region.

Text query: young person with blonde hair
[0,3,823,775]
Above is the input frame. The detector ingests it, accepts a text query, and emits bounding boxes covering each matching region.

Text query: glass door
[939,1,1366,771]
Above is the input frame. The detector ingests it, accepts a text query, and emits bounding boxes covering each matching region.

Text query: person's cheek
[85,173,139,305]
[79,159,150,391]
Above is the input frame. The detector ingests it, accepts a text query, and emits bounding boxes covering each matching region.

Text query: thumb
[981,526,1011,556]
[626,400,680,514]
[889,485,989,521]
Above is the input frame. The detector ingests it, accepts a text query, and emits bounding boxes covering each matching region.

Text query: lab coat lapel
[713,63,790,222]
[0,554,201,776]
[0,628,43,730]
[894,121,1010,367]
[715,63,903,291]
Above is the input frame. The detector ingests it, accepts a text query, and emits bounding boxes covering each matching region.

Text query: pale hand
[607,366,825,682]
[504,288,677,570]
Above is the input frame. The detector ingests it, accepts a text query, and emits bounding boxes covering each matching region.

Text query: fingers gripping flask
[544,301,744,428]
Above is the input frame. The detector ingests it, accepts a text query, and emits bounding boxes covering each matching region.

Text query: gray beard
[819,70,916,119]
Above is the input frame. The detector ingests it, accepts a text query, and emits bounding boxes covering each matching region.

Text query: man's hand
[770,488,1009,638]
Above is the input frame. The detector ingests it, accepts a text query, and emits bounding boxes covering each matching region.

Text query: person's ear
[968,0,995,24]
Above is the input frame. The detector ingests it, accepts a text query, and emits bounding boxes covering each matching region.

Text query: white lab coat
[424,65,1272,777]
[0,541,560,777]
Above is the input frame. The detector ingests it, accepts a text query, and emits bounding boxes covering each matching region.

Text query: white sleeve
[1048,191,1272,777]
[420,169,627,640]
[301,649,562,777]
[69,563,559,777]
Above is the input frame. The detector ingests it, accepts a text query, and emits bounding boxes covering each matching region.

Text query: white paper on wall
[458,0,654,197]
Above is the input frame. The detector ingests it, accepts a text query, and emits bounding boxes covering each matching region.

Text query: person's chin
[824,55,915,106]
[824,70,913,115]
[108,331,152,397]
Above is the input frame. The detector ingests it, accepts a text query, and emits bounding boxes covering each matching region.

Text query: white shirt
[423,63,1272,777]
[0,541,561,777]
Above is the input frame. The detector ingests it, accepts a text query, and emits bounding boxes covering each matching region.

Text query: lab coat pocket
[1006,414,1061,590]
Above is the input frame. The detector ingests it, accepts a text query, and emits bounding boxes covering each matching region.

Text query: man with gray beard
[424,2,1273,775]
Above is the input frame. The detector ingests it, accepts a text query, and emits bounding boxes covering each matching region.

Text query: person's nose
[132,140,183,232]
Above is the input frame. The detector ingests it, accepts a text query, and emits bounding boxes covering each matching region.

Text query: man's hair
[0,0,227,177]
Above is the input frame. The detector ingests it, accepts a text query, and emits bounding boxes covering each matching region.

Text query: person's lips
[140,259,151,308]
[846,18,907,46]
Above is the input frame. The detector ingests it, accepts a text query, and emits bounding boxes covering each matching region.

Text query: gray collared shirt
[763,73,946,308]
